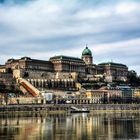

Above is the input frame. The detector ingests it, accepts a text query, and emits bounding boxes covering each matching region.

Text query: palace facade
[97,62,128,82]
[50,55,85,73]
[0,46,128,82]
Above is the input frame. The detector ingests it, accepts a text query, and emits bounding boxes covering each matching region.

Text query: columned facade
[50,55,86,73]
[27,79,76,90]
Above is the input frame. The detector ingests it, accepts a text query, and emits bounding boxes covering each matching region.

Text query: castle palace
[1,46,128,82]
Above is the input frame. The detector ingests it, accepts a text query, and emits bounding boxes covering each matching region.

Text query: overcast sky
[0,0,140,74]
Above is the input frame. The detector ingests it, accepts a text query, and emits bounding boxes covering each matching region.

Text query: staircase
[18,78,40,97]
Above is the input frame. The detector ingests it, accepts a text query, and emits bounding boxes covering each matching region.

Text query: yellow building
[86,90,107,103]
[133,89,140,98]
[86,89,122,104]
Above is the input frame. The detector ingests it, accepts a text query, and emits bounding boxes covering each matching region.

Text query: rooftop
[98,62,127,67]
[50,55,84,62]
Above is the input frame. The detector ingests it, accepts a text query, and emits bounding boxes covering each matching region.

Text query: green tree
[127,70,140,87]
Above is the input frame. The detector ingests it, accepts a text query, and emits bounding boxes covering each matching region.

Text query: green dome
[82,47,92,56]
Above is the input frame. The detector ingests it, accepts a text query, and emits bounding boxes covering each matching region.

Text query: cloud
[0,0,140,74]
[116,2,140,14]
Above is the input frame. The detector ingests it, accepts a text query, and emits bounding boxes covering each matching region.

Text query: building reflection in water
[0,113,140,140]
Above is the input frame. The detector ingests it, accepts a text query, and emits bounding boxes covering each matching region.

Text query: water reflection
[0,112,140,140]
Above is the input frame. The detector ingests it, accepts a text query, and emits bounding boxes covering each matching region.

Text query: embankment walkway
[0,104,140,112]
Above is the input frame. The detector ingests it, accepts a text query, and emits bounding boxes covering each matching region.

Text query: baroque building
[0,46,128,83]
[5,57,53,72]
[97,62,128,82]
[50,55,85,73]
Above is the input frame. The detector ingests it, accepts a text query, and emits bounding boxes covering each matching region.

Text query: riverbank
[0,104,140,113]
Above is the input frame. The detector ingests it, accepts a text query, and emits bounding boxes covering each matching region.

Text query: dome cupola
[82,46,92,56]
[82,45,93,65]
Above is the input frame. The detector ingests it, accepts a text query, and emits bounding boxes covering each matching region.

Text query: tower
[82,46,93,65]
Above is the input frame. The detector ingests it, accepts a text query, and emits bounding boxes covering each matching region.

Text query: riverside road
[0,104,140,112]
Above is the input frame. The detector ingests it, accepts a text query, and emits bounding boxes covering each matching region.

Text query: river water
[0,112,140,140]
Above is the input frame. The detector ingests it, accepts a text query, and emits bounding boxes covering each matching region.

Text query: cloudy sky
[0,0,140,74]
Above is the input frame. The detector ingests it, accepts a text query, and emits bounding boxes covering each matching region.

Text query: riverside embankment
[0,104,140,113]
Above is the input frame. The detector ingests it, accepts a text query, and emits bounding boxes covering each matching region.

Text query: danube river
[0,112,140,140]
